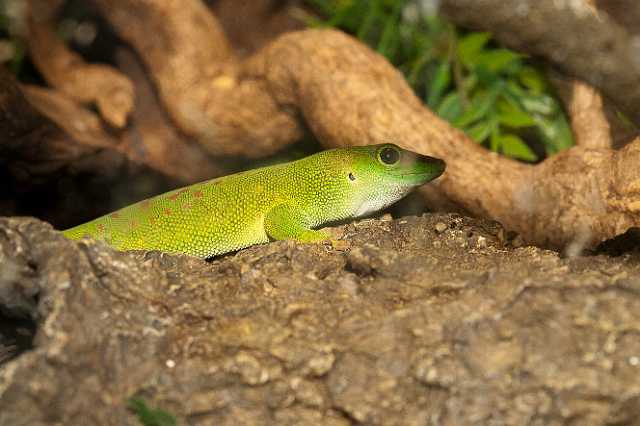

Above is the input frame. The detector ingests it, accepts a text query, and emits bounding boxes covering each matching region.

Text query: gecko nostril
[348,172,356,181]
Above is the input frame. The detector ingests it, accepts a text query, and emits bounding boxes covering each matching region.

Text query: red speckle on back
[193,190,203,198]
[140,200,152,209]
[164,208,172,216]
[111,212,120,219]
[97,223,105,233]
[130,219,139,229]
[168,188,188,201]
[149,217,157,225]
[183,202,193,210]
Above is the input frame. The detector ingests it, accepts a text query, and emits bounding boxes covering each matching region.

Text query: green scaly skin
[62,144,446,258]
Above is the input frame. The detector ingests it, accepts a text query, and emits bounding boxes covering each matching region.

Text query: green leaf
[465,120,493,143]
[532,115,557,144]
[504,80,526,99]
[453,83,502,128]
[519,92,556,115]
[499,134,537,161]
[376,0,403,58]
[436,92,463,122]
[519,66,546,93]
[552,115,574,152]
[534,114,573,155]
[497,100,536,128]
[457,32,491,68]
[473,65,500,87]
[459,73,479,94]
[426,62,451,108]
[327,0,360,29]
[304,0,342,15]
[355,1,379,39]
[490,124,500,152]
[406,55,427,86]
[475,49,523,73]
[128,398,177,426]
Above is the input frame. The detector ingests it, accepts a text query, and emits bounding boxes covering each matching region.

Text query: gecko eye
[348,172,356,181]
[378,146,400,165]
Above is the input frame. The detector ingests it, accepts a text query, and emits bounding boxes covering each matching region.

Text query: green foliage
[304,0,574,161]
[128,398,177,426]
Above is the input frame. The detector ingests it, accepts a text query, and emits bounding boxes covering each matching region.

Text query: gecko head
[342,143,446,217]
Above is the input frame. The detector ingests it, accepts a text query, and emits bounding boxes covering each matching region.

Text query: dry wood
[27,13,134,128]
[87,0,640,249]
[4,0,640,250]
[553,78,612,149]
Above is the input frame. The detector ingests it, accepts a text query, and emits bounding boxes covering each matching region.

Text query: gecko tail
[61,222,100,240]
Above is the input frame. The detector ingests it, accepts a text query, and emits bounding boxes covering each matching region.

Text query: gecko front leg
[263,203,330,243]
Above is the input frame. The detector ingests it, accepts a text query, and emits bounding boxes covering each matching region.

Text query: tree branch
[92,0,303,158]
[553,78,612,149]
[12,0,640,250]
[27,7,134,128]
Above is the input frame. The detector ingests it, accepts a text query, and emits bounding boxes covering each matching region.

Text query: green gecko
[63,144,445,258]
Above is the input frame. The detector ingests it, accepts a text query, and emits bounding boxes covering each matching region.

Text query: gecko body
[63,144,445,258]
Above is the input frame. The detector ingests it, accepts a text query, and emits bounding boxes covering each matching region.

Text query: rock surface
[1,214,640,425]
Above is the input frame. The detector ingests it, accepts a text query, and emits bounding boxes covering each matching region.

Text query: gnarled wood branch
[93,0,303,158]
[84,0,640,250]
[27,7,134,128]
[0,53,225,227]
[7,0,640,250]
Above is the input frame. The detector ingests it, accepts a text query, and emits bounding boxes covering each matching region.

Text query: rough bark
[440,0,640,127]
[594,0,640,35]
[2,216,640,425]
